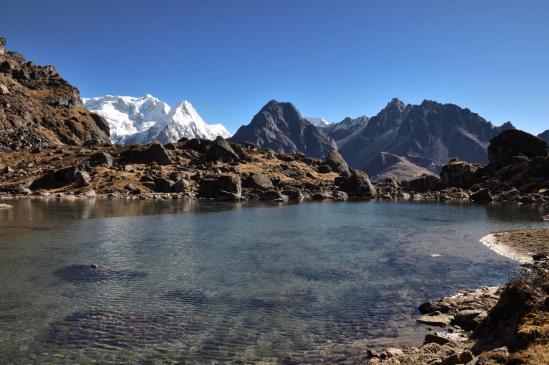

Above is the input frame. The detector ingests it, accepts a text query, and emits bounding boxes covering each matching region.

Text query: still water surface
[0,200,546,363]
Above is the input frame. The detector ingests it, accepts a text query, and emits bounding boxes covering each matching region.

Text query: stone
[0,84,9,95]
[335,169,376,198]
[333,190,348,201]
[244,173,273,190]
[282,190,304,201]
[205,136,240,162]
[423,333,450,345]
[198,175,242,199]
[74,171,90,187]
[1,166,14,174]
[403,174,441,192]
[459,351,474,363]
[476,347,509,364]
[385,348,404,357]
[470,188,493,202]
[89,152,113,167]
[440,160,481,189]
[171,178,190,193]
[153,177,174,193]
[324,149,350,175]
[260,190,289,202]
[418,313,454,326]
[452,309,485,330]
[121,143,172,165]
[441,354,461,365]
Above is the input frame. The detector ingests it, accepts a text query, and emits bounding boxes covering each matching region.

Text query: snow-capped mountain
[305,117,333,127]
[82,95,231,144]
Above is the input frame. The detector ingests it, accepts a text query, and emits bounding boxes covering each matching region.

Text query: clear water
[0,200,546,364]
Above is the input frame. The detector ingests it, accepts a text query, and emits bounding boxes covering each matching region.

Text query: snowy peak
[83,95,230,144]
[305,117,333,127]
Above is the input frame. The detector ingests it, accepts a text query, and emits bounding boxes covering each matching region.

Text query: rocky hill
[0,37,110,150]
[229,100,335,159]
[0,136,375,202]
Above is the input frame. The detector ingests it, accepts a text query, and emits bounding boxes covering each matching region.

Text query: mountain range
[83,95,231,144]
[229,98,514,180]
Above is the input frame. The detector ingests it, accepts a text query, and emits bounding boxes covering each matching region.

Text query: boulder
[30,164,89,190]
[198,175,242,199]
[403,174,441,192]
[423,333,450,345]
[171,178,190,193]
[89,152,113,167]
[452,309,486,330]
[0,84,9,95]
[417,313,454,326]
[476,347,509,364]
[121,143,172,165]
[260,190,289,202]
[244,173,273,190]
[470,188,493,202]
[488,129,547,166]
[205,136,240,162]
[335,169,376,198]
[74,171,91,187]
[440,160,481,189]
[324,149,350,175]
[153,177,174,193]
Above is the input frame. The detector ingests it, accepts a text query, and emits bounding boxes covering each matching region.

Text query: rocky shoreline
[366,230,548,365]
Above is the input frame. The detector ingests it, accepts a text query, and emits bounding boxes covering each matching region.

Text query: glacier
[82,95,231,144]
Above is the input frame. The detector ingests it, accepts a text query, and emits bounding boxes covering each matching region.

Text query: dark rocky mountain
[229,100,335,159]
[231,98,514,181]
[539,130,549,144]
[337,98,514,179]
[0,37,110,150]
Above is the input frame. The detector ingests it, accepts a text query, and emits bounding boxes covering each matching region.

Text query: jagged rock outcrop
[0,37,110,150]
[230,100,335,159]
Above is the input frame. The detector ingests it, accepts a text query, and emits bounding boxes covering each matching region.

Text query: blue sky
[2,0,548,134]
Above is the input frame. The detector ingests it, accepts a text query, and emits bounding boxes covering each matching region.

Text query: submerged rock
[54,264,147,283]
